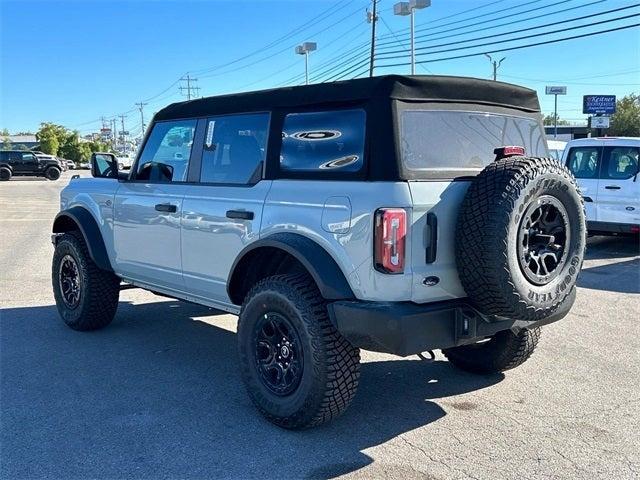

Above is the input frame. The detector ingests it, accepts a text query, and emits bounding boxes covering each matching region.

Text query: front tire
[52,232,120,331]
[443,328,541,374]
[45,166,61,180]
[237,274,360,429]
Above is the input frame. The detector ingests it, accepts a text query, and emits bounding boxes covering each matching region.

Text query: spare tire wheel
[455,156,586,321]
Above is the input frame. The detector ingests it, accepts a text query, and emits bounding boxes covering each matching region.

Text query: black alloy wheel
[517,195,570,285]
[58,254,82,308]
[254,312,304,396]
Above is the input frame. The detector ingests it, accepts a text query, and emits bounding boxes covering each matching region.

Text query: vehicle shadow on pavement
[578,258,640,294]
[585,235,640,260]
[1,300,503,479]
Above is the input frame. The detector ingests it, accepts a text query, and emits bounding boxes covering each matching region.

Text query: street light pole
[295,42,317,85]
[394,0,430,75]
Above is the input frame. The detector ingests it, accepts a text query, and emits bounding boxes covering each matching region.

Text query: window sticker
[205,120,216,148]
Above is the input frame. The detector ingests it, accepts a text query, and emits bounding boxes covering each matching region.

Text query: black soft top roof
[155,74,540,121]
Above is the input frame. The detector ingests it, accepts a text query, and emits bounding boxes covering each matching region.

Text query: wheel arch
[227,232,355,305]
[52,206,113,272]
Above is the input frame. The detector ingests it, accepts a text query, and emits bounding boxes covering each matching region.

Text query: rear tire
[45,166,61,180]
[52,232,120,331]
[0,167,11,181]
[237,273,360,429]
[443,328,541,374]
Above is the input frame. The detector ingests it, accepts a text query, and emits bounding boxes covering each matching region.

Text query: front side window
[200,113,269,184]
[399,110,546,177]
[566,147,601,179]
[135,119,197,182]
[602,146,639,180]
[22,153,36,161]
[280,109,366,172]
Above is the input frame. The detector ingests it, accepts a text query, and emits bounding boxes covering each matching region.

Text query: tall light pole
[484,54,506,81]
[295,42,317,85]
[394,0,430,75]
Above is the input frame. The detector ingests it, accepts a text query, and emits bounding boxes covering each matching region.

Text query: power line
[377,1,629,55]
[376,22,640,68]
[376,10,640,60]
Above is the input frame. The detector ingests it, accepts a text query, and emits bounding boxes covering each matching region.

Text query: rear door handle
[155,203,177,213]
[604,185,621,190]
[226,210,254,220]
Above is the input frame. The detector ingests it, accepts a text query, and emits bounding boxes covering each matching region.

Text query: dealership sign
[583,95,616,114]
[590,116,610,129]
[545,86,567,95]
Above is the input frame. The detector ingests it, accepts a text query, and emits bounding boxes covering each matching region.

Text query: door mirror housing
[91,152,118,178]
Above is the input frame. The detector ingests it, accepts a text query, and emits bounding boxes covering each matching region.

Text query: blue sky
[1,0,639,135]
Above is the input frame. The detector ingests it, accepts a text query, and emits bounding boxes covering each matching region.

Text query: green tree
[36,123,65,155]
[609,93,640,136]
[1,128,9,136]
[543,113,570,126]
[2,136,12,150]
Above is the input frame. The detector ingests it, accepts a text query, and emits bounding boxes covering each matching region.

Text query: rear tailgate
[407,181,469,303]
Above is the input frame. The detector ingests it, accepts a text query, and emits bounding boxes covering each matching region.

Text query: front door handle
[155,203,177,213]
[226,210,254,220]
[604,185,621,190]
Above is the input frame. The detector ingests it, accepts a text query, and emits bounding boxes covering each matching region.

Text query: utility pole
[485,54,505,81]
[180,74,200,100]
[367,0,379,77]
[112,118,118,151]
[118,115,127,152]
[135,102,148,137]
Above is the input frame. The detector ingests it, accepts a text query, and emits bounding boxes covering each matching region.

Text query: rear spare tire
[456,156,586,321]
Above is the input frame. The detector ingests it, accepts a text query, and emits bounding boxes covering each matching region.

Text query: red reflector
[494,145,525,159]
[374,208,406,274]
[631,225,639,233]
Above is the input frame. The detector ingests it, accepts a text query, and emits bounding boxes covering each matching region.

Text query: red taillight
[494,145,525,160]
[631,225,639,234]
[374,208,406,274]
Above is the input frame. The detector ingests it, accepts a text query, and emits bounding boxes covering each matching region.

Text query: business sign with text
[583,95,616,115]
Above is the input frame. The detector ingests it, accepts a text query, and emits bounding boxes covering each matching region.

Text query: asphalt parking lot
[1,172,639,480]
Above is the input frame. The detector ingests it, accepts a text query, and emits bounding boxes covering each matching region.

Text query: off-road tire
[237,273,360,429]
[443,327,541,374]
[456,156,586,321]
[45,166,61,180]
[52,232,120,331]
[0,167,11,181]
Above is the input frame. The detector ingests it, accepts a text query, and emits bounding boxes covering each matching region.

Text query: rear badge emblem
[423,276,440,286]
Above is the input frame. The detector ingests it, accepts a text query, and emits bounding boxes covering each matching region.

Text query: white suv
[563,137,639,235]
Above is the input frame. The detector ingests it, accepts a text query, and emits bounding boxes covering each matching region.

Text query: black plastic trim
[52,207,113,272]
[227,232,355,304]
[425,212,437,263]
[328,294,573,356]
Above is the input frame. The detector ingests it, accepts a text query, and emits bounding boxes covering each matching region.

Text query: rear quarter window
[280,109,366,173]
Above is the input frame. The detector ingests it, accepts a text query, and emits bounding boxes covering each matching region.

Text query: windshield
[399,110,547,178]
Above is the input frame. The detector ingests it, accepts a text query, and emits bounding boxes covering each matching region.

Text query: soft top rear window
[399,110,547,179]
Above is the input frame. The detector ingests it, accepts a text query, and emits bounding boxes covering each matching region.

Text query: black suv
[0,150,62,180]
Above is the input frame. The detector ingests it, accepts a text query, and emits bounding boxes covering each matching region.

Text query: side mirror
[91,152,118,178]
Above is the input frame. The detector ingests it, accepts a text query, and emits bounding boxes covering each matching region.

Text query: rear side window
[601,146,639,180]
[566,147,601,179]
[200,113,269,184]
[280,109,366,172]
[135,119,197,182]
[399,110,546,178]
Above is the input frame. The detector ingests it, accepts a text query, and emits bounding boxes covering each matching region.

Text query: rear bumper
[327,295,572,357]
[588,221,639,235]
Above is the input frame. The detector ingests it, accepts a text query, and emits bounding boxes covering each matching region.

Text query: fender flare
[227,232,355,303]
[52,206,113,272]
[0,163,13,172]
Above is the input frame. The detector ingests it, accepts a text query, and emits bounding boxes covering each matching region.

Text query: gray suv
[51,75,586,429]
